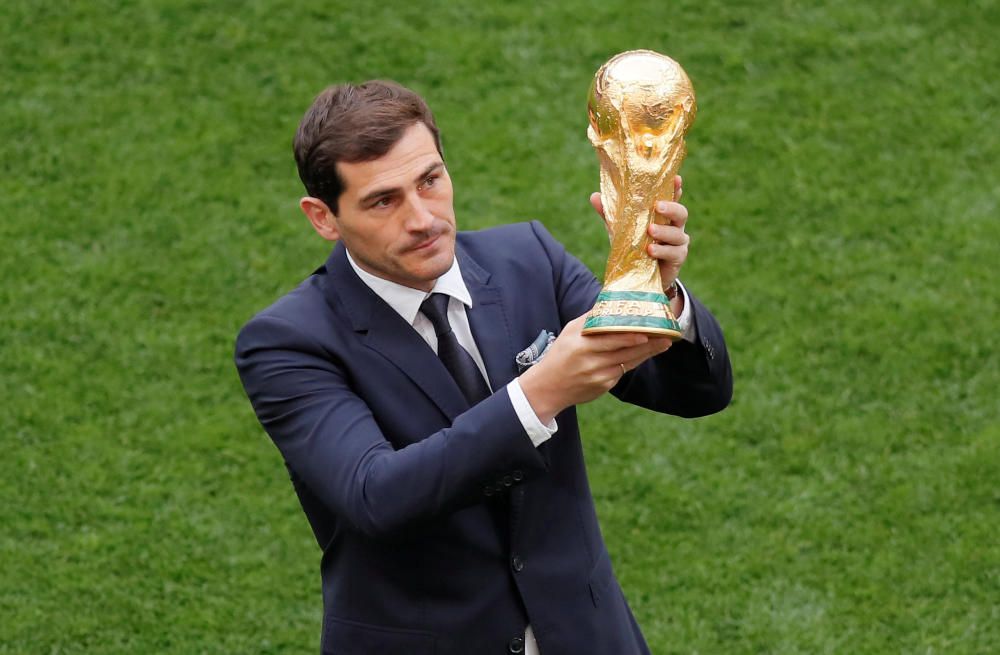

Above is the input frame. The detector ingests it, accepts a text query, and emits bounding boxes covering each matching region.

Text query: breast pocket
[321,616,436,655]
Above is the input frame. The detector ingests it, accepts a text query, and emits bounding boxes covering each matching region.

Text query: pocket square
[515,329,556,373]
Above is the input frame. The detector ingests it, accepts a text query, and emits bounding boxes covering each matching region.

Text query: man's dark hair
[293,80,442,214]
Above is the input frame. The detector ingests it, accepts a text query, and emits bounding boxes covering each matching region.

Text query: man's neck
[345,249,471,326]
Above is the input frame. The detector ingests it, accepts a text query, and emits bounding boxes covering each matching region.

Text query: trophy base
[582,290,682,339]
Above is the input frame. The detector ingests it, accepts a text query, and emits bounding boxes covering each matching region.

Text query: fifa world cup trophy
[582,50,697,337]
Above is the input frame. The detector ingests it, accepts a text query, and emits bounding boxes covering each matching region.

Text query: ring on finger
[619,363,627,376]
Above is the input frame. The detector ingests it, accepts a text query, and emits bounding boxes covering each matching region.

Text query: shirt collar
[346,250,472,326]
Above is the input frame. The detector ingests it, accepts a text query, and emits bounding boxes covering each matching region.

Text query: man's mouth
[410,234,440,252]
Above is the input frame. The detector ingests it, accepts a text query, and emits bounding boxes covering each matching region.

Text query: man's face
[327,122,456,291]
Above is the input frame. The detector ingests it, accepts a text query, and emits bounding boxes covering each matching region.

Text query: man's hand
[588,175,690,292]
[590,175,691,316]
[518,315,672,424]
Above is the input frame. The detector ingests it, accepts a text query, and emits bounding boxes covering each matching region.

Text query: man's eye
[372,197,392,209]
[422,175,438,188]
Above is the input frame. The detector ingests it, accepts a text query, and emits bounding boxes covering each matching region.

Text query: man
[235,80,731,655]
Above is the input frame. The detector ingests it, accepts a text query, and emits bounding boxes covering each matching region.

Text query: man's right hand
[518,315,672,424]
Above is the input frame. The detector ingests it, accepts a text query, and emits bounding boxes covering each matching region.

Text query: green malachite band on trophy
[583,315,679,330]
[595,290,670,304]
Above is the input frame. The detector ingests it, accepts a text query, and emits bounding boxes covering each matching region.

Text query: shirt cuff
[506,379,558,447]
[674,279,698,344]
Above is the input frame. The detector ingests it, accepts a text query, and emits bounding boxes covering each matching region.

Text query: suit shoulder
[240,273,317,322]
[235,271,337,355]
[456,220,558,262]
[457,220,552,241]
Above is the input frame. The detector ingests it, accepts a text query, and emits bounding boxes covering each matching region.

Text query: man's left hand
[588,174,689,291]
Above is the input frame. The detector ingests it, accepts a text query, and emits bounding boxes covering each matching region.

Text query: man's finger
[589,192,605,218]
[621,348,671,371]
[610,341,674,372]
[598,337,670,362]
[648,224,690,246]
[585,331,650,352]
[654,200,688,228]
[590,192,613,239]
[647,241,689,263]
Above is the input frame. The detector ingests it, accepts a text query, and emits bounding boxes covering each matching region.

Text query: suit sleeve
[235,315,547,539]
[612,292,733,417]
[528,220,733,418]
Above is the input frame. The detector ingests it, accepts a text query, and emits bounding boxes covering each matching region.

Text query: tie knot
[420,293,453,337]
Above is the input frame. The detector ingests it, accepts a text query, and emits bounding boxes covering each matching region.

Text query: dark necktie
[419,293,492,405]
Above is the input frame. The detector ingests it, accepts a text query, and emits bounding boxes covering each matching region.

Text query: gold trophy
[582,50,697,337]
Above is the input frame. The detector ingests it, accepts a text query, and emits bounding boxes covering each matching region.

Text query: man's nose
[403,195,435,231]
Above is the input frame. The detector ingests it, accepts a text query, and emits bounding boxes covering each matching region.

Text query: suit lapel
[323,244,468,421]
[458,247,518,393]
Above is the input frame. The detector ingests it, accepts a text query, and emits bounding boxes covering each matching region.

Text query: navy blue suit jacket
[235,221,732,655]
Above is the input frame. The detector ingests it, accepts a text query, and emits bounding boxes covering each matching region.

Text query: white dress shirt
[345,250,694,655]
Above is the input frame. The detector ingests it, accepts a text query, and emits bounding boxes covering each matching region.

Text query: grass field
[2,1,998,653]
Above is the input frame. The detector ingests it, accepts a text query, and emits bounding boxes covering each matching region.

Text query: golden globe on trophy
[582,49,697,338]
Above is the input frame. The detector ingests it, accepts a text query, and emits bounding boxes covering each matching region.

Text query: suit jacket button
[511,555,524,572]
[508,636,525,653]
[502,475,513,487]
[511,469,524,482]
[484,486,495,497]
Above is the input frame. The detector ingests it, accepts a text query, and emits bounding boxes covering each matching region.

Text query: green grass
[2,0,998,652]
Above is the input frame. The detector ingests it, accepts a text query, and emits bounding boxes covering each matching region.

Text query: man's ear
[300,196,340,241]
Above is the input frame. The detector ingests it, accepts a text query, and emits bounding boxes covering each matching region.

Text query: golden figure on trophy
[582,49,697,337]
